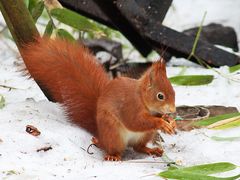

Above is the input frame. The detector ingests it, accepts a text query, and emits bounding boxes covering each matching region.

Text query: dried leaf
[0,94,5,109]
[26,125,41,136]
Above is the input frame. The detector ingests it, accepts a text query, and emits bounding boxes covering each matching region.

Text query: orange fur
[21,37,109,135]
[21,37,176,161]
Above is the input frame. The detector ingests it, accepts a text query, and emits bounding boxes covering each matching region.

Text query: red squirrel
[21,37,176,161]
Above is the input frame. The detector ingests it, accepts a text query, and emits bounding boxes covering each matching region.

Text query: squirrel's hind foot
[104,154,121,161]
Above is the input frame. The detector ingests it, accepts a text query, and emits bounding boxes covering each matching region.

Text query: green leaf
[0,94,5,109]
[50,8,101,32]
[28,0,38,13]
[176,162,236,175]
[159,162,239,180]
[169,75,214,86]
[229,64,240,73]
[160,171,240,180]
[56,29,75,42]
[213,119,240,130]
[31,0,45,22]
[43,20,54,37]
[194,113,240,127]
[211,136,240,141]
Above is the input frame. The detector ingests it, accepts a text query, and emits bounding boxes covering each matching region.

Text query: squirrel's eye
[157,92,165,101]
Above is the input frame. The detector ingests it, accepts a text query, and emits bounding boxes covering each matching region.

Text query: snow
[1,0,240,179]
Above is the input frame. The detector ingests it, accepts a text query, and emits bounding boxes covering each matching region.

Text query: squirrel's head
[140,59,175,115]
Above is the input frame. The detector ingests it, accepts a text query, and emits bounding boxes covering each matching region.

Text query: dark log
[114,0,240,66]
[58,0,240,67]
[82,38,123,60]
[184,23,239,52]
[59,0,172,57]
[59,0,152,57]
[144,25,240,66]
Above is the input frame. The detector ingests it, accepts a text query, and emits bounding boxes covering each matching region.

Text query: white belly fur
[121,127,146,147]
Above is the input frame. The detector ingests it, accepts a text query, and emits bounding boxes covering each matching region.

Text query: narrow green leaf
[229,64,240,73]
[56,29,75,42]
[43,20,54,37]
[50,8,101,32]
[169,75,214,86]
[159,170,240,180]
[213,119,240,130]
[211,136,240,141]
[194,113,240,127]
[31,1,44,22]
[0,94,5,109]
[177,162,236,175]
[28,0,38,13]
[159,162,238,180]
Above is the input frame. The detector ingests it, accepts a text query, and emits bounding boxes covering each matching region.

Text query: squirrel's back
[21,37,110,135]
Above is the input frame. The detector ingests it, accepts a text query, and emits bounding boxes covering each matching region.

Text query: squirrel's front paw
[162,114,176,129]
[156,118,175,134]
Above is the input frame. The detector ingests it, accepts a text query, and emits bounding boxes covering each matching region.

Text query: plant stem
[0,0,54,101]
[0,0,39,48]
[187,11,207,60]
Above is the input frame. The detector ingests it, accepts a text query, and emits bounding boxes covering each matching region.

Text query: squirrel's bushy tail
[21,37,110,135]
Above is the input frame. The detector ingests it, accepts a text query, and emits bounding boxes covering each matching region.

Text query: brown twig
[36,146,52,152]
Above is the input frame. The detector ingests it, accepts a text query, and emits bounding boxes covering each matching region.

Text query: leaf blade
[211,136,240,141]
[229,64,240,73]
[31,0,44,22]
[56,29,75,42]
[213,119,240,130]
[159,162,238,180]
[169,75,214,86]
[43,20,54,37]
[194,113,240,127]
[50,8,101,32]
[0,94,5,109]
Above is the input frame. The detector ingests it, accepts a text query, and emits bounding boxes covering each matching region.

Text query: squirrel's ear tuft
[159,58,166,69]
[152,58,166,75]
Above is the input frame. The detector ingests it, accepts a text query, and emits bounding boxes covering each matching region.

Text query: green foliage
[56,29,75,42]
[30,0,44,22]
[43,20,54,37]
[21,0,124,42]
[50,8,101,33]
[169,75,214,86]
[211,136,240,141]
[0,94,5,109]
[159,162,240,180]
[194,113,240,127]
[28,0,39,13]
[229,64,240,73]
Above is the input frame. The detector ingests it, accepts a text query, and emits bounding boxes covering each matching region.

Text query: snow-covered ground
[0,0,240,179]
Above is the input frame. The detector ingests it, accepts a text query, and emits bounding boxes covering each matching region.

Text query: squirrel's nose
[169,105,176,113]
[164,104,176,114]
